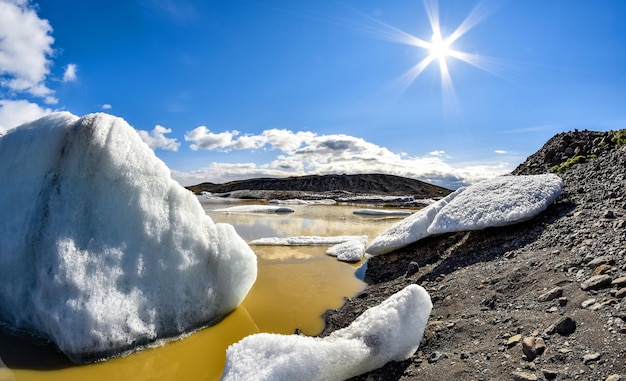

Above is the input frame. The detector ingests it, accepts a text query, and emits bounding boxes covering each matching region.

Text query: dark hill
[186,173,451,199]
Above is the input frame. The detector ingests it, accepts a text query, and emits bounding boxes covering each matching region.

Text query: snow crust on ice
[353,209,413,216]
[428,174,563,234]
[326,236,368,262]
[0,113,257,362]
[250,236,364,246]
[367,174,563,255]
[214,205,295,213]
[221,284,432,381]
[268,199,336,205]
[366,190,463,255]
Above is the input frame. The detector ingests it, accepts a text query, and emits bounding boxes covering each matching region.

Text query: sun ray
[395,55,437,92]
[446,0,495,45]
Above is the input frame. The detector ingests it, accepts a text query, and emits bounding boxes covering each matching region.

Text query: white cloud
[137,125,180,151]
[184,126,315,153]
[173,127,514,189]
[494,150,507,154]
[184,126,240,151]
[0,99,51,133]
[102,104,112,110]
[62,63,77,82]
[0,0,56,100]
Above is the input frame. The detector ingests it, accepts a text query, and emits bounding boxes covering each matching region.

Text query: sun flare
[428,33,452,62]
[359,0,502,109]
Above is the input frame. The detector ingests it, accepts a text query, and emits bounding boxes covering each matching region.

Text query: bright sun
[428,32,452,61]
[363,0,500,104]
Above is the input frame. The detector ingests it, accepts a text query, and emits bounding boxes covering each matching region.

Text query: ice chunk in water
[0,113,257,362]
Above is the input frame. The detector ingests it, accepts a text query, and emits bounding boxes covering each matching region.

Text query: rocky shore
[320,129,626,380]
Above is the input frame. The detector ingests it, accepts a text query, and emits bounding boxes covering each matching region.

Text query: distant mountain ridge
[186,173,451,199]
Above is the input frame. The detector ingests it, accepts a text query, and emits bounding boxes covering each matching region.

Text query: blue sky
[1,0,625,188]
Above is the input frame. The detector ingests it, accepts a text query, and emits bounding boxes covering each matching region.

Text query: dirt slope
[321,129,626,381]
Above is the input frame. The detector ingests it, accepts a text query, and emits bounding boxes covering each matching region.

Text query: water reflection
[5,200,405,380]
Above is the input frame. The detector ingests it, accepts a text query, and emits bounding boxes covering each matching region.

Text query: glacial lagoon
[2,199,409,381]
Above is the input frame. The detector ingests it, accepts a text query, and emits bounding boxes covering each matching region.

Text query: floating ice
[250,236,364,246]
[221,284,432,381]
[214,205,295,213]
[326,236,368,262]
[268,199,336,205]
[0,113,257,363]
[428,174,563,234]
[366,190,463,255]
[353,209,413,216]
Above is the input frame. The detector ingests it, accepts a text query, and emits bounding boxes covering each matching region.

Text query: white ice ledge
[250,235,365,246]
[221,284,432,381]
[367,174,563,255]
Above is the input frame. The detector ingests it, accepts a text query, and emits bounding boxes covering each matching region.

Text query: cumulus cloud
[184,126,240,151]
[428,150,446,156]
[184,126,315,153]
[0,0,56,100]
[62,63,77,82]
[137,125,180,151]
[0,99,51,133]
[173,126,513,189]
[102,104,112,110]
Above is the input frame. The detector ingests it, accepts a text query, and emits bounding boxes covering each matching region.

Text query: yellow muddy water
[4,201,407,381]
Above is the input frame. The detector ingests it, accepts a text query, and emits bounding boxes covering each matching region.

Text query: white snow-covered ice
[214,205,295,213]
[366,190,463,255]
[428,174,563,234]
[268,199,336,205]
[353,209,413,216]
[367,174,563,255]
[221,284,432,381]
[250,236,364,246]
[0,113,257,362]
[326,236,368,262]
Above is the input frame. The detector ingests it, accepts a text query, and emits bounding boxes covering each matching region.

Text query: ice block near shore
[0,112,257,362]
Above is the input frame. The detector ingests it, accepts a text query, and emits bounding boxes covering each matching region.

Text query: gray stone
[603,210,616,219]
[616,288,626,299]
[583,352,601,365]
[605,374,623,381]
[582,298,597,308]
[555,316,576,335]
[537,287,563,302]
[428,351,448,363]
[406,261,420,277]
[581,274,613,291]
[512,371,538,381]
[587,255,615,267]
[542,368,558,380]
[522,336,546,361]
[612,276,626,287]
